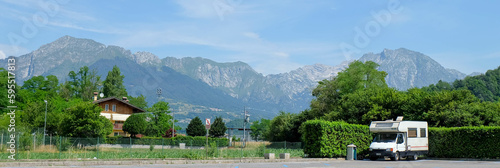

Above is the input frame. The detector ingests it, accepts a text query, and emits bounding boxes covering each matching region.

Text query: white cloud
[0,44,30,57]
[273,52,289,58]
[48,21,111,34]
[174,0,220,19]
[243,32,261,40]
[0,50,6,59]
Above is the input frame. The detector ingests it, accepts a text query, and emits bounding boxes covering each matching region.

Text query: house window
[112,104,116,112]
[420,128,426,137]
[105,104,109,111]
[114,132,119,136]
[408,128,417,138]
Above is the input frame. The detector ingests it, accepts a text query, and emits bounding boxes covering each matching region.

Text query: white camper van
[369,116,428,161]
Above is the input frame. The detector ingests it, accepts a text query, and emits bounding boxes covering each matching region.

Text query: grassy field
[0,142,303,160]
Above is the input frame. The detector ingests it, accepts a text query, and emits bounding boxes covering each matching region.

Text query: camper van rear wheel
[412,153,418,160]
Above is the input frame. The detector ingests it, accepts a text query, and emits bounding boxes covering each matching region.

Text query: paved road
[7,160,500,168]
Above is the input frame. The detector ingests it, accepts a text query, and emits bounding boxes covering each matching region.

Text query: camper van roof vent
[396,116,404,121]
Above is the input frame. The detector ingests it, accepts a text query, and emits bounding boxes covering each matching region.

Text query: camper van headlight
[386,148,393,152]
[369,148,373,151]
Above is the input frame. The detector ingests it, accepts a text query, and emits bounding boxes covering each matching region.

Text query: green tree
[17,75,59,107]
[209,116,227,138]
[123,114,147,138]
[324,87,404,125]
[310,61,387,119]
[250,118,270,141]
[186,116,206,136]
[423,89,482,127]
[268,111,296,141]
[102,65,127,98]
[0,68,11,114]
[64,66,101,101]
[60,102,113,137]
[128,94,148,110]
[145,101,173,137]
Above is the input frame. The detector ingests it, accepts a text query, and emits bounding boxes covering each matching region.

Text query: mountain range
[1,36,473,127]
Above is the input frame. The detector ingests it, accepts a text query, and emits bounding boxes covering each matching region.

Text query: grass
[0,143,304,160]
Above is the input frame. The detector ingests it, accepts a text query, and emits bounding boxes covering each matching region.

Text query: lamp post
[43,100,47,146]
[172,108,175,138]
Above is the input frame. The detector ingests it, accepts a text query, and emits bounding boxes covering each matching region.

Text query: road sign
[205,118,211,129]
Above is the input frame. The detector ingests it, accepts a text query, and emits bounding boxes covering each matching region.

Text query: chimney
[122,97,128,102]
[94,92,98,101]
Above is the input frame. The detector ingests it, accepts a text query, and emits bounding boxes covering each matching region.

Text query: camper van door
[396,134,406,152]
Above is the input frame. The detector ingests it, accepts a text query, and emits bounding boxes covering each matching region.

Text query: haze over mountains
[2,36,475,125]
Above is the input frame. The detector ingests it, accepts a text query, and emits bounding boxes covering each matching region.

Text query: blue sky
[1,0,499,75]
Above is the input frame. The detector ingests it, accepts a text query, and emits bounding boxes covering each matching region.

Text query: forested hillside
[424,66,500,102]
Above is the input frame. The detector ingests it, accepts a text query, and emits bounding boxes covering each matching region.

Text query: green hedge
[301,120,500,159]
[429,126,500,158]
[302,120,372,158]
[104,136,228,147]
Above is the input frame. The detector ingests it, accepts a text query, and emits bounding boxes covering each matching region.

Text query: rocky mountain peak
[37,35,105,53]
[360,48,466,90]
[133,51,161,65]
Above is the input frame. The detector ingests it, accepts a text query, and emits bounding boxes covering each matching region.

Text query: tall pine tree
[209,116,227,138]
[186,116,206,136]
[102,65,127,98]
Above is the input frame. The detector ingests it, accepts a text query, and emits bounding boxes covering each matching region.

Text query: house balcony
[114,123,124,130]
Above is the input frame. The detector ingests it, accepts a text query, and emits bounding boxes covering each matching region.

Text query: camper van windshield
[373,133,398,143]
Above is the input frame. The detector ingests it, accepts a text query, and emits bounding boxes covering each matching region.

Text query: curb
[425,157,500,161]
[0,158,344,167]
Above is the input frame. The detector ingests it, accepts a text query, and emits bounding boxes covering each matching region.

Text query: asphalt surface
[2,159,500,168]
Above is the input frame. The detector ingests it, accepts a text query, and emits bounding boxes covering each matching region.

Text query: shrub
[149,144,155,151]
[55,136,71,151]
[429,126,500,158]
[123,114,147,138]
[302,120,372,158]
[183,151,203,160]
[106,136,229,147]
[105,136,123,144]
[207,141,217,157]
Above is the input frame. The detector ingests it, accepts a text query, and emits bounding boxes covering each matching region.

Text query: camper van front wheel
[391,152,400,161]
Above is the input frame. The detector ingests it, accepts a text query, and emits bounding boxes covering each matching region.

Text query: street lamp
[44,100,47,146]
[172,109,175,138]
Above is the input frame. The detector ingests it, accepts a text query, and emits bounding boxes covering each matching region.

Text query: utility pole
[172,107,177,138]
[243,107,249,147]
[44,100,48,145]
[156,88,162,135]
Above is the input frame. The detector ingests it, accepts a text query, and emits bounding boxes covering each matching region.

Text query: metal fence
[0,132,303,160]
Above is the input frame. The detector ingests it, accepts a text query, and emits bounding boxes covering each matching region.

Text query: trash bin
[346,144,357,160]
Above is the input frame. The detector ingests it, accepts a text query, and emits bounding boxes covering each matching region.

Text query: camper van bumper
[370,150,396,158]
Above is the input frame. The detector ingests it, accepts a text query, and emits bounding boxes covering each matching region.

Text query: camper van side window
[408,128,417,138]
[420,128,426,137]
